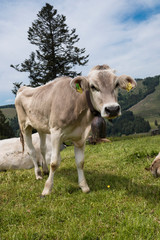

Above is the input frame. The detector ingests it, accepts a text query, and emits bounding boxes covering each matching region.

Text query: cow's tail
[20,130,25,153]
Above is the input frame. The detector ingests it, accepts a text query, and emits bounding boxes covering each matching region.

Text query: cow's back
[15,77,88,132]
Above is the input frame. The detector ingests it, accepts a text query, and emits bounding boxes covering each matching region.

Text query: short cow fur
[15,64,136,195]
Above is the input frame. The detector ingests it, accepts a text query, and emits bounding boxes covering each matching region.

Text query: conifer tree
[0,110,14,139]
[11,3,89,87]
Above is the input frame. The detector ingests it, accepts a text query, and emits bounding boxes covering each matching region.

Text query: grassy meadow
[1,135,160,239]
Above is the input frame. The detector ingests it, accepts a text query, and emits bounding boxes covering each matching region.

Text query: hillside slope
[1,107,16,119]
[129,83,160,127]
[119,75,160,111]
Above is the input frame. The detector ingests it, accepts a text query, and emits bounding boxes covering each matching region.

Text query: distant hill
[0,104,16,119]
[0,104,15,109]
[119,75,160,111]
[129,83,160,128]
[118,74,160,128]
[0,106,16,119]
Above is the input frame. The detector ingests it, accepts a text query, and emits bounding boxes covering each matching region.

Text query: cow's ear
[70,76,89,93]
[117,75,137,92]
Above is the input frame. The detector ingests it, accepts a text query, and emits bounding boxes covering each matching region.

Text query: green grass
[1,135,160,239]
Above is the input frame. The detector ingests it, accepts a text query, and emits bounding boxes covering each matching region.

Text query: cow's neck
[85,90,101,117]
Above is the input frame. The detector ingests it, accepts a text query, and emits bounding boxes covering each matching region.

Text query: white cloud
[0,0,160,104]
[56,0,160,77]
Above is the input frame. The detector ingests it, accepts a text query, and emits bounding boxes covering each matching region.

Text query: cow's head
[145,154,160,178]
[71,64,136,119]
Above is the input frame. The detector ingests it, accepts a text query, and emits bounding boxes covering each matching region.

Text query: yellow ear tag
[76,83,83,93]
[126,82,133,92]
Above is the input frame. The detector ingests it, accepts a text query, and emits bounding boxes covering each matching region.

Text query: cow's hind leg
[74,145,90,193]
[42,129,61,196]
[38,132,49,175]
[24,127,42,180]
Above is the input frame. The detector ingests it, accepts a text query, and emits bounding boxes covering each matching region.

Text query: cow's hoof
[35,169,43,180]
[81,186,90,193]
[36,175,43,180]
[79,180,90,193]
[41,189,51,196]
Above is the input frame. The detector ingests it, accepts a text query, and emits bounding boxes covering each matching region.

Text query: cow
[0,133,65,171]
[15,64,136,195]
[145,153,160,177]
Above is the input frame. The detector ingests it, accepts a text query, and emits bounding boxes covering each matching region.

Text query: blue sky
[123,4,160,22]
[0,0,160,106]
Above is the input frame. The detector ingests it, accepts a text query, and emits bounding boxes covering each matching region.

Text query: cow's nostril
[115,105,120,112]
[105,105,120,116]
[105,107,110,114]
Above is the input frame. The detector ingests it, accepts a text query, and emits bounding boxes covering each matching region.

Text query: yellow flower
[107,185,110,188]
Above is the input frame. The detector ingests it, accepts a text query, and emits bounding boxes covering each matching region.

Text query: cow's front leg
[42,129,61,196]
[74,145,90,193]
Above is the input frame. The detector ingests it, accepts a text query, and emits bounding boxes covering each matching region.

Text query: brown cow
[15,64,136,195]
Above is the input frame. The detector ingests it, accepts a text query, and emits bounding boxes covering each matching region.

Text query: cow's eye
[91,85,99,91]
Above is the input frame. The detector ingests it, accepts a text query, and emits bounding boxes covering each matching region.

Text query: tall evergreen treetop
[11,3,89,87]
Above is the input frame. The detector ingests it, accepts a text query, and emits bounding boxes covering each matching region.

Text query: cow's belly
[25,115,50,134]
[62,125,91,143]
[63,126,83,141]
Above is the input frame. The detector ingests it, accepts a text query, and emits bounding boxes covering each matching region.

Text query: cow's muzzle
[104,104,120,119]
